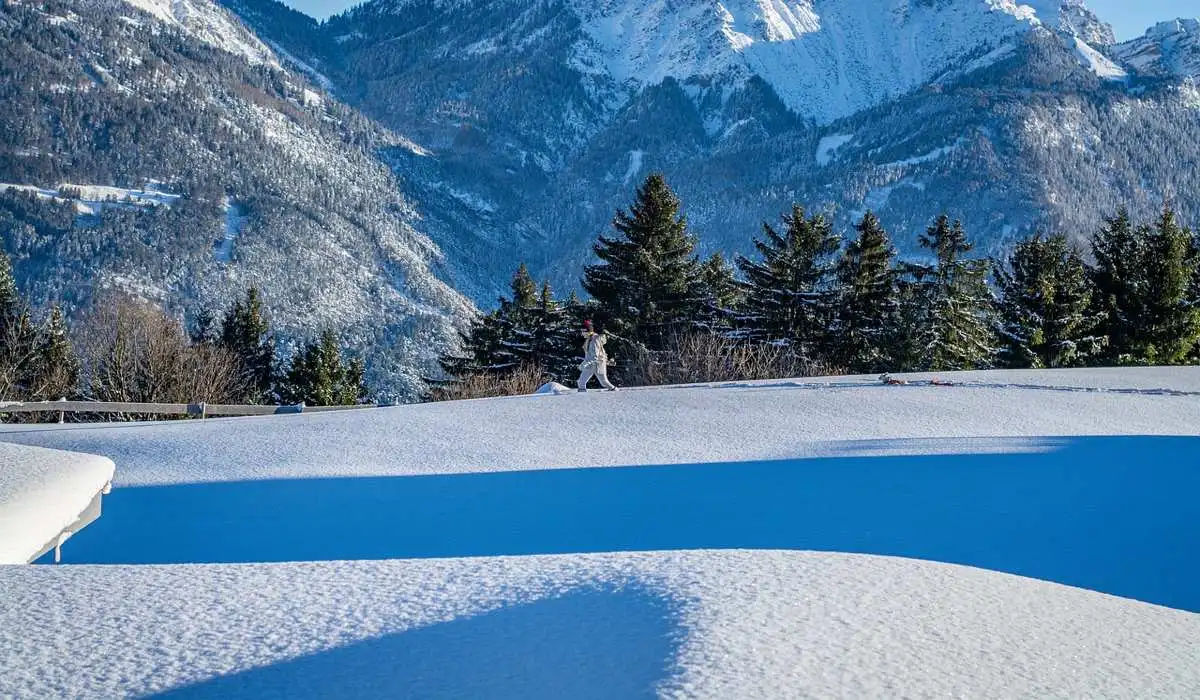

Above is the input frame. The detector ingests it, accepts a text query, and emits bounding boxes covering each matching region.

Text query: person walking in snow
[578,319,617,392]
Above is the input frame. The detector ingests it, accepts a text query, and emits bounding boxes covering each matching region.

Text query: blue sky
[283,1,1198,41]
[1088,0,1199,40]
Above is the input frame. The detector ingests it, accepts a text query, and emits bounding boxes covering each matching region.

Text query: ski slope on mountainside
[1,368,1198,698]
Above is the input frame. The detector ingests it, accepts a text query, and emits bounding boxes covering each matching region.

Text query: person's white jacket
[579,331,608,370]
[578,331,616,390]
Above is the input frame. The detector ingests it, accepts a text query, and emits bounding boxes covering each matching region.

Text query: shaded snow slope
[0,443,114,564]
[2,551,1198,698]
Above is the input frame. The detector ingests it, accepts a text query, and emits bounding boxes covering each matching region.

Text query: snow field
[1,368,1198,697]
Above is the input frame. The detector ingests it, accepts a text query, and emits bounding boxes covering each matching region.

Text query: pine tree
[27,305,79,400]
[583,173,704,350]
[735,204,840,359]
[1090,208,1148,364]
[279,330,367,406]
[914,215,997,371]
[1140,206,1200,364]
[219,287,275,402]
[831,211,899,373]
[995,233,1105,368]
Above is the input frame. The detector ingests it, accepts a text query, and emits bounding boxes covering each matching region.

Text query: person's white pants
[578,363,615,390]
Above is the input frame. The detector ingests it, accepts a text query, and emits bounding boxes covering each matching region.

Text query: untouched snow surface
[3,551,1199,698]
[1,368,1199,697]
[0,443,114,564]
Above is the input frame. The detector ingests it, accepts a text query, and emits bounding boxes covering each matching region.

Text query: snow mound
[0,442,114,564]
[2,551,1198,698]
[534,382,574,395]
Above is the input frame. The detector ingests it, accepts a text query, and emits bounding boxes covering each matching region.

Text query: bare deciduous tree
[76,296,247,411]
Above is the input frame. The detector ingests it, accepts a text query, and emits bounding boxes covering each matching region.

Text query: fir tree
[1140,206,1200,364]
[831,211,899,373]
[696,252,741,333]
[1090,208,1148,364]
[583,173,704,350]
[914,215,997,371]
[189,305,220,346]
[219,288,275,402]
[995,233,1105,368]
[736,204,840,359]
[27,305,80,400]
[279,330,367,406]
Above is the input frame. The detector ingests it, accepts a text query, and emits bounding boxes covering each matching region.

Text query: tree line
[438,173,1200,394]
[0,254,368,419]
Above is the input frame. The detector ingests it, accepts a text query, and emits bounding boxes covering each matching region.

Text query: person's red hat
[583,319,593,329]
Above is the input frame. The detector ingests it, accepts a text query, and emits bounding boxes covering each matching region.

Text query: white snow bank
[534,382,574,395]
[3,367,1198,486]
[0,443,114,564]
[1,550,1197,698]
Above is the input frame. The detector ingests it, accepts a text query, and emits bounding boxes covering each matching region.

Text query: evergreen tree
[219,287,275,402]
[279,330,367,406]
[1140,207,1200,363]
[995,233,1105,368]
[696,252,741,333]
[583,173,704,350]
[27,305,79,400]
[1090,208,1148,364]
[189,305,220,346]
[913,215,997,371]
[736,204,840,359]
[529,282,581,381]
[832,211,899,373]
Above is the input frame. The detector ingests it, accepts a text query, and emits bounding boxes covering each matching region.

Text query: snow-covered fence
[0,400,377,421]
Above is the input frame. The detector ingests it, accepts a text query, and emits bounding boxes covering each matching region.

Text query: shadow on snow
[49,436,1200,612]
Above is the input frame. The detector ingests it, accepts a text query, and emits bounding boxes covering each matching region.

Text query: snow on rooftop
[0,442,114,564]
[1,368,1199,697]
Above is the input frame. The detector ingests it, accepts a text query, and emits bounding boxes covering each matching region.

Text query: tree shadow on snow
[49,435,1200,611]
[151,586,681,700]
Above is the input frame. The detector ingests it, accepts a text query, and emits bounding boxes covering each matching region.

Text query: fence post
[58,397,66,424]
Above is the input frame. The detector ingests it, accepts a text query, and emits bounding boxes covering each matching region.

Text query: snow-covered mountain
[0,0,475,399]
[1115,19,1200,79]
[219,0,1200,301]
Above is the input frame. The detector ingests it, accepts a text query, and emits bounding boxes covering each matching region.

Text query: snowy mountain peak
[568,0,1114,123]
[1114,18,1200,79]
[120,0,280,66]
